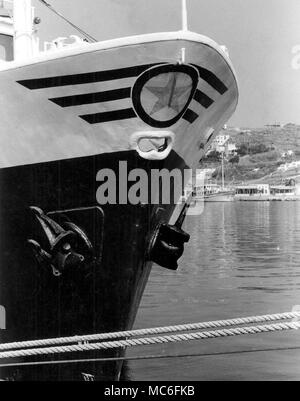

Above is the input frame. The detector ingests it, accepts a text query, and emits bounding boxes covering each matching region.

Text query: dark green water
[128,202,300,380]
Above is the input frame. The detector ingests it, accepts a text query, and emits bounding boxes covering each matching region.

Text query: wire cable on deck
[37,0,97,42]
[0,321,299,360]
[0,311,299,352]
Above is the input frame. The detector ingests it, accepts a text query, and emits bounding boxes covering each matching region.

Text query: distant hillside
[199,124,300,184]
[226,123,300,155]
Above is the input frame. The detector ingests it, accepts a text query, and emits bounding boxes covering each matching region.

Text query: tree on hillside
[202,150,221,162]
[237,142,270,156]
[229,155,239,164]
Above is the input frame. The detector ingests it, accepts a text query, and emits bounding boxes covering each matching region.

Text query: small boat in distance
[202,152,234,202]
[203,184,235,202]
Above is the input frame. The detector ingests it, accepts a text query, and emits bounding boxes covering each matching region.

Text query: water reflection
[128,202,300,380]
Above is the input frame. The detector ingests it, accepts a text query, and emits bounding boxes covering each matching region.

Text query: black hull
[0,150,187,381]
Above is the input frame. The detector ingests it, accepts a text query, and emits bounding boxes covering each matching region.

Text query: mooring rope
[0,321,299,360]
[1,345,300,368]
[0,311,299,352]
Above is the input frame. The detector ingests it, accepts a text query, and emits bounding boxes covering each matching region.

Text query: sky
[33,0,300,128]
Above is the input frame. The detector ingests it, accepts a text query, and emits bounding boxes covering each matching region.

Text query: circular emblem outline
[131,64,199,128]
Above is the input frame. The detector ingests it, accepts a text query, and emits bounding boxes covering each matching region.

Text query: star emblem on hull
[146,73,193,116]
[131,64,199,128]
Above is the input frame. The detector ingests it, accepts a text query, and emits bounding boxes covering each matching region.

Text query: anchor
[148,203,190,270]
[27,206,93,276]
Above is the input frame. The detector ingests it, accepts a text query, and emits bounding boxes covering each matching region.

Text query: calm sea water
[127,202,300,381]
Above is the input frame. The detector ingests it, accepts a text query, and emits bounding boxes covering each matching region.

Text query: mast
[13,0,39,60]
[181,0,188,31]
[221,151,225,190]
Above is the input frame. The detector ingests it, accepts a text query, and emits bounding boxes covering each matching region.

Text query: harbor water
[127,201,300,380]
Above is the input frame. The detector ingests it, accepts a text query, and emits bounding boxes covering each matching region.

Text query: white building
[209,134,230,153]
[225,141,237,156]
[277,160,300,172]
[209,134,237,157]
